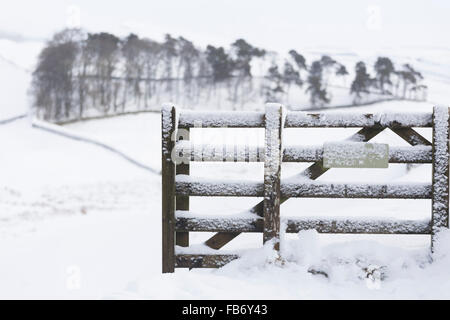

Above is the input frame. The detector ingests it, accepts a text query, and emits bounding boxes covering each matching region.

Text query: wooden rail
[176,214,431,234]
[174,143,432,163]
[162,104,450,272]
[178,111,433,128]
[175,180,432,199]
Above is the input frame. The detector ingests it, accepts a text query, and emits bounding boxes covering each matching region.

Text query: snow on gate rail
[161,104,450,272]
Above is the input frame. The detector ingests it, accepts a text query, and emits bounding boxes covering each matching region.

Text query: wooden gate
[162,104,449,273]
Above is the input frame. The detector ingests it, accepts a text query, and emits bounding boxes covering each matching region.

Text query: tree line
[264,54,427,107]
[31,29,427,121]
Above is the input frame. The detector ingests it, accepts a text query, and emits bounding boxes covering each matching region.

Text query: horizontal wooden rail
[176,179,263,197]
[284,217,431,234]
[175,142,432,163]
[176,214,263,232]
[178,111,433,128]
[175,254,239,268]
[284,145,432,163]
[284,112,432,128]
[176,215,431,234]
[282,181,432,199]
[178,111,265,128]
[174,141,263,162]
[175,178,432,199]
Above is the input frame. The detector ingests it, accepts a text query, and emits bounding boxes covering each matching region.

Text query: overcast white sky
[1,0,449,52]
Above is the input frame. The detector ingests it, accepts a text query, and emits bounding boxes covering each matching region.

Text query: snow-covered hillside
[0,39,42,120]
[1,38,450,299]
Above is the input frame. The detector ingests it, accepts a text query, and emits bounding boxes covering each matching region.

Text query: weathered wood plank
[284,217,431,234]
[175,143,432,163]
[203,127,385,249]
[284,145,432,163]
[391,127,432,146]
[176,215,263,232]
[282,182,432,199]
[178,111,265,128]
[176,216,431,235]
[175,179,263,197]
[263,104,283,249]
[204,232,241,250]
[285,111,432,128]
[161,105,177,273]
[175,254,239,268]
[431,106,450,248]
[176,180,431,199]
[174,142,264,162]
[176,128,190,247]
[178,111,433,128]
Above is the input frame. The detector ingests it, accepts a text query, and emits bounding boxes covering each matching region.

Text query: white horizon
[0,0,449,52]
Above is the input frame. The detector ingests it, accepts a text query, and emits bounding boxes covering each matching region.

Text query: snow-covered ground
[1,38,450,299]
[0,39,42,120]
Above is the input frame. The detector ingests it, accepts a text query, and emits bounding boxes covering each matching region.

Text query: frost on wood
[376,112,433,127]
[178,110,432,128]
[175,143,432,163]
[283,145,323,162]
[176,175,264,196]
[388,146,432,163]
[175,176,432,199]
[174,212,431,235]
[281,180,431,199]
[176,211,263,233]
[284,217,431,234]
[264,104,284,175]
[263,104,284,247]
[432,106,450,233]
[178,111,265,128]
[174,140,264,162]
[175,254,239,268]
[284,111,432,128]
[161,105,177,159]
[283,145,432,163]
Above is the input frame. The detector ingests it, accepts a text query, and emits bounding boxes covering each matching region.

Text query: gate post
[176,126,190,247]
[263,103,284,250]
[162,105,177,273]
[431,106,450,249]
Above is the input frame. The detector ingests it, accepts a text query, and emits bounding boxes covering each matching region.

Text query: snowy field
[1,38,450,299]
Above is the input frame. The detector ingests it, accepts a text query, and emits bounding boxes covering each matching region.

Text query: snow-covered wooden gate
[161,104,449,273]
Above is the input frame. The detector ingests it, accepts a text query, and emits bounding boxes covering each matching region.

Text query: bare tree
[32,29,81,120]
